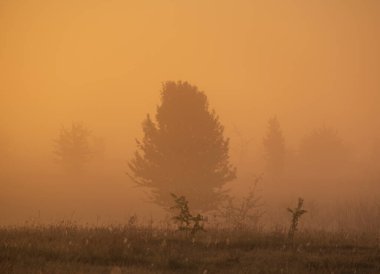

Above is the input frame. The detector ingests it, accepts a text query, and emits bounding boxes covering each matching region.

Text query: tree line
[52,81,380,212]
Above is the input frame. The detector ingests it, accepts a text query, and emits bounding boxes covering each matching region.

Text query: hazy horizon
[1,0,380,226]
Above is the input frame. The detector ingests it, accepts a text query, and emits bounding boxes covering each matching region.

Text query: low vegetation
[170,193,205,236]
[287,198,307,242]
[2,195,380,273]
[1,218,380,273]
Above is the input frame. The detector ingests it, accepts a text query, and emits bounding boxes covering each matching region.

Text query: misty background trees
[0,130,9,168]
[54,122,92,175]
[1,79,379,226]
[128,81,236,211]
[48,85,370,214]
[263,117,286,178]
[297,126,349,181]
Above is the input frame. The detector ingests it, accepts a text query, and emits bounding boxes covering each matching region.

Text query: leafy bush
[170,193,205,235]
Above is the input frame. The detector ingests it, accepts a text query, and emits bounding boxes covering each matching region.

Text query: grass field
[1,223,379,274]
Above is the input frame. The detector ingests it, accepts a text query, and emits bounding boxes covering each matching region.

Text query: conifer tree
[128,81,236,211]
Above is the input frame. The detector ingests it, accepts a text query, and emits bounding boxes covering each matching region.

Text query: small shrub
[287,197,307,241]
[170,193,205,235]
[218,176,263,230]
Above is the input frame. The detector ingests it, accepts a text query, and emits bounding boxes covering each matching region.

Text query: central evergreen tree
[128,81,236,211]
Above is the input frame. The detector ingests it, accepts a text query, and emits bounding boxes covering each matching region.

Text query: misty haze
[1,1,380,273]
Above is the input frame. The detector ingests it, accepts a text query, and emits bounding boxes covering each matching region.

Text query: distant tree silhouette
[263,117,286,176]
[298,126,348,176]
[232,124,254,166]
[128,81,236,211]
[0,130,9,171]
[0,132,7,155]
[54,122,92,175]
[370,137,380,176]
[371,137,380,162]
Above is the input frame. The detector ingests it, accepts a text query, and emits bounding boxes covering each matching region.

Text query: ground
[1,224,379,273]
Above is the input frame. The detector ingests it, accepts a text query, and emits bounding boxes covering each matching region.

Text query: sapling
[170,193,205,235]
[287,197,307,241]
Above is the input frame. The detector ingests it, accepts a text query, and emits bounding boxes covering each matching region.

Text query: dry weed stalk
[287,197,307,241]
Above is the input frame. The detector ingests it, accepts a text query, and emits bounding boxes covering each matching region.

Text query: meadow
[1,221,379,274]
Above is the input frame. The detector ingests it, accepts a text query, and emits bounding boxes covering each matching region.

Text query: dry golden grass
[1,222,379,273]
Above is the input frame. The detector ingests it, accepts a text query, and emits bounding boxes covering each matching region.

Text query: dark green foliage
[170,193,205,235]
[287,198,307,241]
[53,122,92,175]
[128,81,236,211]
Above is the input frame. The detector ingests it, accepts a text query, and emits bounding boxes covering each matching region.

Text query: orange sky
[2,0,380,141]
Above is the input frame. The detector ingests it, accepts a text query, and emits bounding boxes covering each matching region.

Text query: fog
[1,0,380,226]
